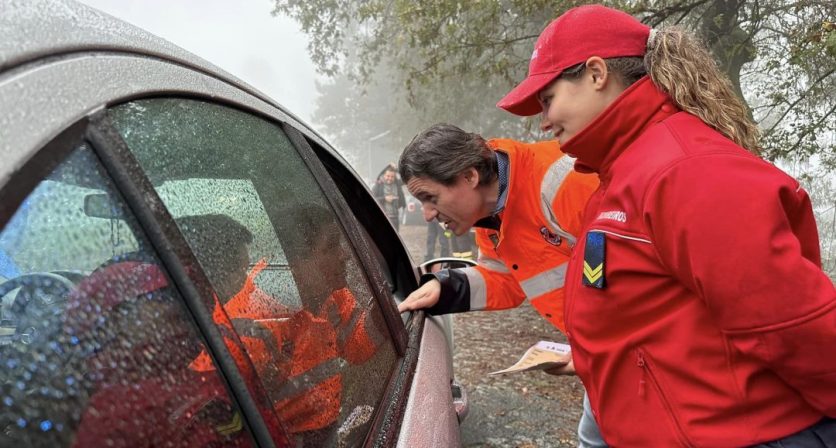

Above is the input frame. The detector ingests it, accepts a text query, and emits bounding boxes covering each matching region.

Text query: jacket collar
[493,150,510,214]
[474,147,510,231]
[561,76,677,179]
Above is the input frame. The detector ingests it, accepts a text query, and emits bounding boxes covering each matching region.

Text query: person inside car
[29,207,382,446]
[182,211,383,446]
[269,204,385,445]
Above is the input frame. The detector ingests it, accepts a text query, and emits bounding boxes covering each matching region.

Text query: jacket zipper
[636,350,694,447]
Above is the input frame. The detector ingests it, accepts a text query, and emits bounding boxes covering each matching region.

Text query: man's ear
[463,167,480,188]
[585,56,610,90]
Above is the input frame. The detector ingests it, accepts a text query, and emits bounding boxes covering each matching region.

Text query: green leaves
[824,21,836,57]
[274,0,836,172]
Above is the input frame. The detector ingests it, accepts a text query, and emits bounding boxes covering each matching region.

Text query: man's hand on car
[397,279,441,313]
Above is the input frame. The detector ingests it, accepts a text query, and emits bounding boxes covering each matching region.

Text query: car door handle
[419,257,478,276]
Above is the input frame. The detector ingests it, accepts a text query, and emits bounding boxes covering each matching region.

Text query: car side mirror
[83,193,124,219]
[418,257,478,276]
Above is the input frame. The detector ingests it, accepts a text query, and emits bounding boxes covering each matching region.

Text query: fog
[78,0,323,125]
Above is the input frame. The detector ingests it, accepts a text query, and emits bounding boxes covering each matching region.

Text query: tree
[274,0,835,167]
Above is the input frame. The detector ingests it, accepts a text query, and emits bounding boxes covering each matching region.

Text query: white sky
[78,0,322,125]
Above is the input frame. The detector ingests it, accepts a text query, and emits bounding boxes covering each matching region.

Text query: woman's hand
[544,356,576,376]
[397,279,441,313]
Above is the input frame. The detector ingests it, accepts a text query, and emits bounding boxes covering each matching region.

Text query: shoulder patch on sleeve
[582,231,606,289]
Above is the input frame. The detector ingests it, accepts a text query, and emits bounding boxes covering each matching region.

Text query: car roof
[0,0,354,183]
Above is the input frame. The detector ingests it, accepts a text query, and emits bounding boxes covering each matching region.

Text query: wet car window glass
[0,145,252,447]
[109,98,398,447]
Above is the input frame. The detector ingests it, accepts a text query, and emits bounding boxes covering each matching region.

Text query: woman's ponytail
[644,27,762,154]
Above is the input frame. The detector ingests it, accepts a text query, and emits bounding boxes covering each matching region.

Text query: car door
[102,96,464,446]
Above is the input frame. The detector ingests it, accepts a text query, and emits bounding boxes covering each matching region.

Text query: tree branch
[764,67,836,135]
[784,101,836,155]
[634,0,710,27]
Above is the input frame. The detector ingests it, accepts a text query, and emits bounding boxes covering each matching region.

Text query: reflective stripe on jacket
[429,139,598,333]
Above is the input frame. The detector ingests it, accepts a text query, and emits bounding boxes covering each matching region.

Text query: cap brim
[497,71,561,116]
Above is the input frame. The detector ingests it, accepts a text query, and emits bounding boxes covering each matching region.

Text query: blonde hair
[643,26,761,154]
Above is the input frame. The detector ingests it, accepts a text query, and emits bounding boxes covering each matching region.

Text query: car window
[0,144,253,447]
[309,138,419,324]
[108,98,398,447]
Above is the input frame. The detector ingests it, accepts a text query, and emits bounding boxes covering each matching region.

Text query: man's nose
[539,111,552,133]
[422,204,438,222]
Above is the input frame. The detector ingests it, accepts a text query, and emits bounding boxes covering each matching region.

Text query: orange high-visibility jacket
[429,139,598,333]
[192,259,378,433]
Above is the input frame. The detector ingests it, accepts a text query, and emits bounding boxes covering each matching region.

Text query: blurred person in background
[425,220,451,262]
[373,164,405,231]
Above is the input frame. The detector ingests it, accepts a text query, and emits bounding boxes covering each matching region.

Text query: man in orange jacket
[192,261,378,436]
[181,212,381,445]
[397,123,602,444]
[397,124,597,334]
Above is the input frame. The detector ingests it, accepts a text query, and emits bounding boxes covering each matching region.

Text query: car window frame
[307,135,420,302]
[0,120,89,227]
[280,124,408,349]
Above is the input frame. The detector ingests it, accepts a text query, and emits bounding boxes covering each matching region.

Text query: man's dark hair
[398,123,497,186]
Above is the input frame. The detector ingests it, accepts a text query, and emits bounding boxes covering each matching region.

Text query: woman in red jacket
[498,4,836,446]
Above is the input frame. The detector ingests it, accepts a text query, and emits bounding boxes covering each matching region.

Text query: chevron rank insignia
[582,231,606,289]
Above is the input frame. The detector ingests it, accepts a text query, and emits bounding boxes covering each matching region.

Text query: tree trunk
[700,0,756,107]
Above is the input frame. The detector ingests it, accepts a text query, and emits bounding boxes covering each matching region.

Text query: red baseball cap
[497,5,651,116]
